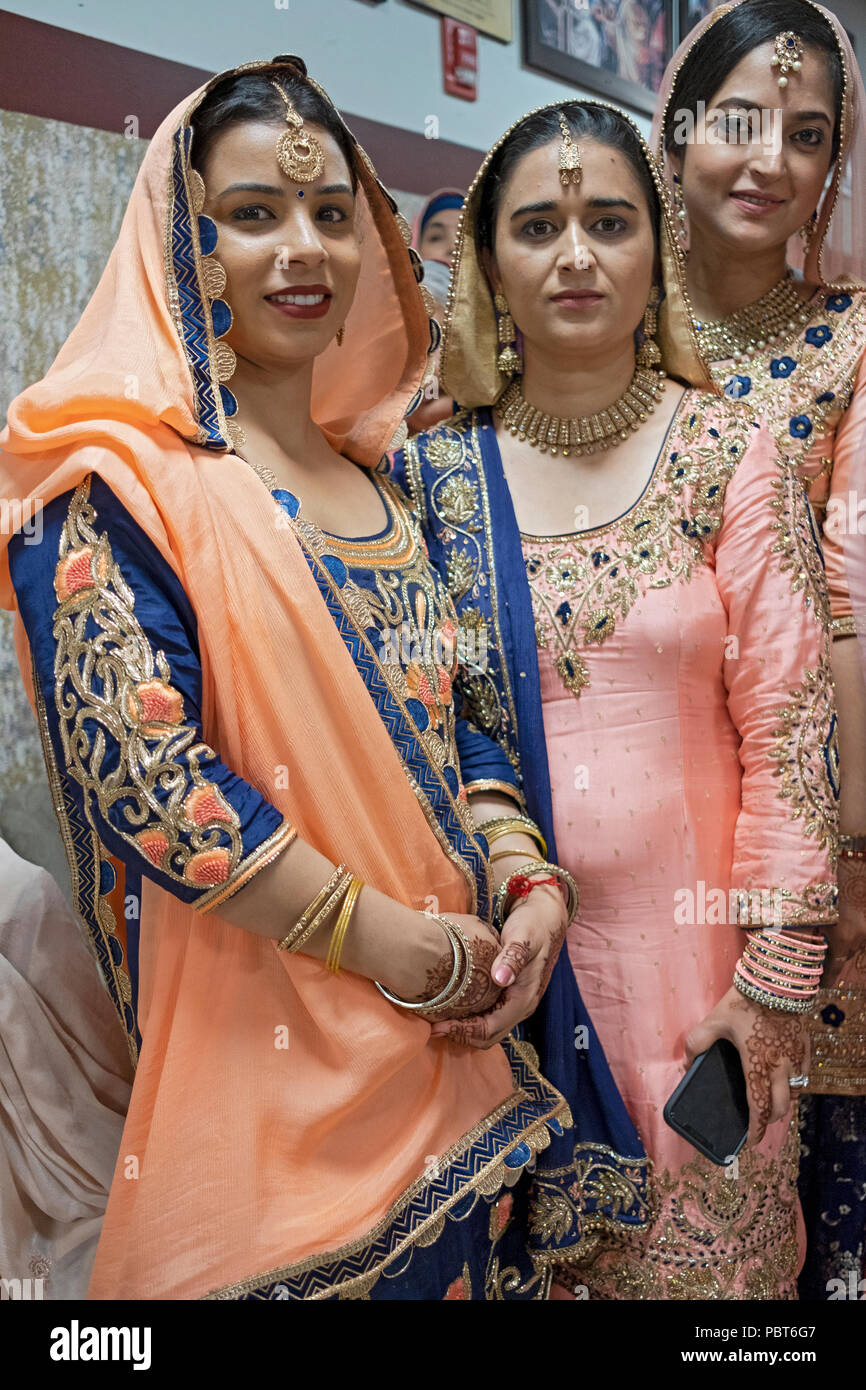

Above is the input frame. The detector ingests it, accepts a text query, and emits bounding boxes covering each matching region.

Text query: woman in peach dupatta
[0,56,651,1301]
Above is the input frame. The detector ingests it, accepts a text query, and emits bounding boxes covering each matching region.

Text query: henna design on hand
[744,1007,807,1143]
[460,939,502,1015]
[436,1018,490,1047]
[416,938,503,1021]
[535,924,566,1000]
[499,938,532,980]
[418,949,459,1003]
[434,995,508,1046]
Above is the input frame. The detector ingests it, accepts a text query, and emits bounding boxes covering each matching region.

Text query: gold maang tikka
[770,32,804,89]
[559,112,582,186]
[270,80,325,183]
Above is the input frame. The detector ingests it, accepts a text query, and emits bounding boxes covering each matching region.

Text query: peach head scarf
[0,57,565,1299]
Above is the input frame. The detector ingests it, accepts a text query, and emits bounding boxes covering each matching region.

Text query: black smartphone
[663,1038,749,1166]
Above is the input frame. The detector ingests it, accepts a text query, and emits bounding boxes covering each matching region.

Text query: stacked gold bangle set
[275,806,578,1012]
[478,813,579,929]
[277,863,364,975]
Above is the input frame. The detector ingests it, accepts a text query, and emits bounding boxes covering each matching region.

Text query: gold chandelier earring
[336,325,345,347]
[637,286,662,368]
[494,293,522,376]
[672,173,688,244]
[800,211,818,256]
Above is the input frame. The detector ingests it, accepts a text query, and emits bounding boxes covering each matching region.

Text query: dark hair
[190,55,358,186]
[664,0,843,161]
[476,104,661,255]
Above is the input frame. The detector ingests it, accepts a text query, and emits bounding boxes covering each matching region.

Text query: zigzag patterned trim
[282,501,491,920]
[204,1038,569,1300]
[166,125,232,449]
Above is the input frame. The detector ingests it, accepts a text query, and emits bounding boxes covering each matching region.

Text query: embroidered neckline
[522,395,752,698]
[518,387,689,543]
[274,472,418,568]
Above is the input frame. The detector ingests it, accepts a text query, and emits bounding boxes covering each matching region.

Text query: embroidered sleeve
[9,474,294,914]
[821,347,866,624]
[454,718,521,805]
[714,425,837,927]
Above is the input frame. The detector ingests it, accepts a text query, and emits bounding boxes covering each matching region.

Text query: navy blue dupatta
[388,408,651,1262]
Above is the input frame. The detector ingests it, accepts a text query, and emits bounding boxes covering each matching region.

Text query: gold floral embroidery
[438,475,478,526]
[529,1141,651,1252]
[52,477,257,895]
[523,395,749,697]
[443,1264,473,1299]
[770,456,832,628]
[775,882,838,926]
[446,549,475,602]
[548,1122,801,1300]
[720,289,866,508]
[32,664,139,1067]
[770,655,839,858]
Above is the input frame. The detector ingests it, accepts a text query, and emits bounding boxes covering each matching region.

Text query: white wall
[2,0,652,147]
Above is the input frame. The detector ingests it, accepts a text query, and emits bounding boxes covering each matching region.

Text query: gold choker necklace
[694,270,811,368]
[495,366,666,458]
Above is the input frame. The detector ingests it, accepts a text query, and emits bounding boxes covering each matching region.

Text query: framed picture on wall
[522,0,674,117]
[679,1,725,39]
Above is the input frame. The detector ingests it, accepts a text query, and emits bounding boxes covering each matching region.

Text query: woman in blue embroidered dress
[0,58,648,1300]
[391,98,838,1298]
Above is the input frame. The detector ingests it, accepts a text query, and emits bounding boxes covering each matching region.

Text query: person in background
[409,189,467,433]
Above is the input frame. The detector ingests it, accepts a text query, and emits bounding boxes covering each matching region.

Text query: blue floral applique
[804,325,832,348]
[825,294,852,314]
[724,374,752,398]
[789,415,813,439]
[770,357,797,379]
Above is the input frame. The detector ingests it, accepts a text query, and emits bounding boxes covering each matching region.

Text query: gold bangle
[278,866,351,953]
[479,816,547,856]
[375,916,473,1014]
[278,863,344,949]
[464,778,524,806]
[326,877,363,974]
[496,860,579,926]
[489,848,544,864]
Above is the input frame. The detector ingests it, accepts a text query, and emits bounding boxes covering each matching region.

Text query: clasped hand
[425,884,568,1049]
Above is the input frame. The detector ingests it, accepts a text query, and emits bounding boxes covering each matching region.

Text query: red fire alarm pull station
[442,17,478,102]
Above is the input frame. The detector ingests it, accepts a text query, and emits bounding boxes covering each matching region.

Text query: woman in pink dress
[652,0,866,1294]
[391,97,838,1298]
